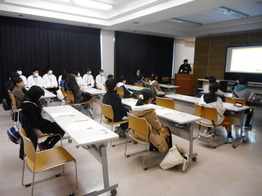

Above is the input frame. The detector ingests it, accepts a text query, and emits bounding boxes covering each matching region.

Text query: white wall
[100,30,115,78]
[173,38,195,76]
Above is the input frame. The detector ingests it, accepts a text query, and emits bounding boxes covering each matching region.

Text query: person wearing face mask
[11,77,27,108]
[83,68,94,87]
[16,67,27,86]
[95,69,106,90]
[42,67,58,93]
[73,71,84,86]
[27,68,43,88]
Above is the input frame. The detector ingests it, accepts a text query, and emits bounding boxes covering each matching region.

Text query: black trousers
[41,122,65,149]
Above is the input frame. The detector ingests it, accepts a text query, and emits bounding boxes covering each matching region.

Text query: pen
[59,115,74,117]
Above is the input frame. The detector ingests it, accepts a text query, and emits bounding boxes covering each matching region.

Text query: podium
[174,74,195,95]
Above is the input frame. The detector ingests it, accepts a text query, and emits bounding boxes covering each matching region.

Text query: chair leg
[31,172,35,196]
[74,160,78,193]
[22,158,26,186]
[142,144,148,170]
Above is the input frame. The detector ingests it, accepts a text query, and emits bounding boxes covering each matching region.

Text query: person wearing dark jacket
[11,77,27,108]
[117,75,134,98]
[22,85,65,150]
[103,78,129,136]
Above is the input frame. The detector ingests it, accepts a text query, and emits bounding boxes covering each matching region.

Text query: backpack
[7,126,21,144]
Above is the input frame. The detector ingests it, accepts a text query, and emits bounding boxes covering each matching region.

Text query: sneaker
[227,137,233,143]
[182,155,190,172]
[199,131,213,138]
[244,124,252,129]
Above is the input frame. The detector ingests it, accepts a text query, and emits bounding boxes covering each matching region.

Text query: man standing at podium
[178,59,192,74]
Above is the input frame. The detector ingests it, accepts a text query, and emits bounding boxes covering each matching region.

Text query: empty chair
[162,77,169,84]
[225,97,246,106]
[156,97,175,110]
[19,127,78,196]
[134,83,144,87]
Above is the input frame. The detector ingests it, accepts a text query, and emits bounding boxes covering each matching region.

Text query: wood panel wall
[194,30,262,81]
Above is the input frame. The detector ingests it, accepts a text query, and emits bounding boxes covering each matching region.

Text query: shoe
[182,155,190,172]
[89,108,94,119]
[227,137,233,143]
[199,131,213,138]
[38,142,47,151]
[244,124,252,129]
[198,135,214,143]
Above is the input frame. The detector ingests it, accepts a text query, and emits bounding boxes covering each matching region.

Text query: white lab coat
[42,74,58,88]
[95,74,106,90]
[83,74,94,87]
[27,75,43,88]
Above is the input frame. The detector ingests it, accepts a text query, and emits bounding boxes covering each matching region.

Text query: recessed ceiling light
[169,18,202,26]
[72,0,113,10]
[214,6,249,18]
[133,22,140,24]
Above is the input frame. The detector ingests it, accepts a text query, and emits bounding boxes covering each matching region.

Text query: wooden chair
[144,77,150,83]
[100,103,129,147]
[116,87,125,98]
[225,97,246,106]
[19,127,78,196]
[156,97,175,110]
[194,104,227,148]
[134,83,143,87]
[9,92,21,126]
[125,113,158,170]
[162,77,169,84]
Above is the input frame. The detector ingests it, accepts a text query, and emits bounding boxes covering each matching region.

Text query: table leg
[188,124,197,161]
[232,111,246,148]
[83,144,118,196]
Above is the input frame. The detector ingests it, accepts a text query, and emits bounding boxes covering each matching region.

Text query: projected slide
[226,46,262,74]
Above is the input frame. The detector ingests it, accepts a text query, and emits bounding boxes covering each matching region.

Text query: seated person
[107,74,114,79]
[117,75,134,98]
[95,70,106,90]
[27,68,43,88]
[103,78,129,137]
[199,83,233,143]
[132,89,172,153]
[42,67,58,93]
[74,71,84,86]
[3,72,20,109]
[11,77,27,108]
[133,69,143,84]
[232,77,257,128]
[149,74,165,96]
[22,86,65,150]
[16,67,27,86]
[64,73,93,110]
[83,68,95,87]
[203,76,224,96]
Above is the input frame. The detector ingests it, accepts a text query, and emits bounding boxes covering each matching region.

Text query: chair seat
[128,131,150,144]
[102,118,128,126]
[27,147,75,172]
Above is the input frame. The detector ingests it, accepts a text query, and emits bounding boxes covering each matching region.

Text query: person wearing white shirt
[42,68,58,93]
[16,67,28,86]
[74,71,84,86]
[27,68,43,88]
[83,68,94,87]
[95,69,106,90]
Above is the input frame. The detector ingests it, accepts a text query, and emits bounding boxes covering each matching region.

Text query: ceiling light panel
[73,0,113,10]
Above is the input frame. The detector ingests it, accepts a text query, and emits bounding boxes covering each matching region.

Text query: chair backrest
[156,97,175,109]
[134,83,143,87]
[101,103,114,120]
[225,97,246,106]
[162,77,169,83]
[60,87,67,97]
[9,92,18,109]
[117,87,124,97]
[66,91,74,103]
[19,127,36,162]
[195,104,217,121]
[127,113,149,138]
[144,77,150,83]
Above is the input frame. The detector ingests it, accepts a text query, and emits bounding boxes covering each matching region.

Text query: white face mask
[17,71,22,75]
[88,72,91,75]
[77,73,80,77]
[100,72,104,76]
[48,70,53,75]
[33,72,39,77]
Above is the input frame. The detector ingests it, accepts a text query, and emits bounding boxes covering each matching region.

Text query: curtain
[0,16,101,100]
[115,31,174,84]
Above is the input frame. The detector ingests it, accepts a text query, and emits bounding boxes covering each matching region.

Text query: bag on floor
[7,126,21,144]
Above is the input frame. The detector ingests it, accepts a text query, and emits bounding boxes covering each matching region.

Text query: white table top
[159,84,179,89]
[166,94,249,112]
[125,84,146,91]
[43,105,118,146]
[122,98,201,124]
[83,86,106,96]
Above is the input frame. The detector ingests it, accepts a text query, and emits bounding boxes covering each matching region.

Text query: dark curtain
[115,31,174,84]
[0,16,101,100]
